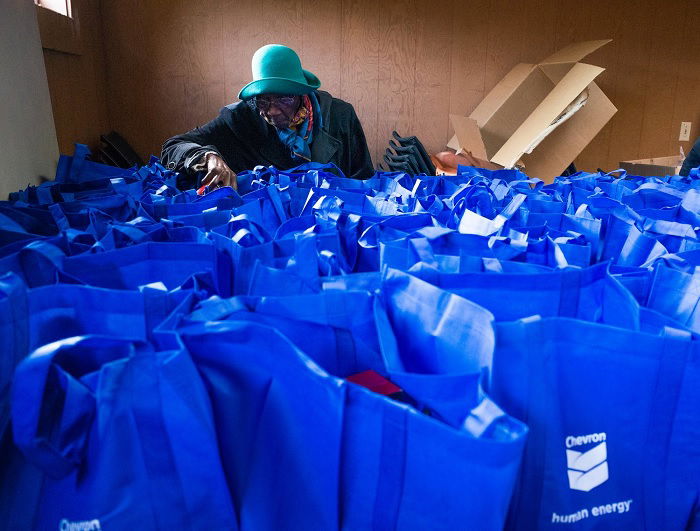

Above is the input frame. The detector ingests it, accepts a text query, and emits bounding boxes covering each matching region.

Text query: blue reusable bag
[380,232,521,273]
[0,274,29,441]
[54,144,134,184]
[187,267,496,403]
[26,282,189,349]
[0,279,190,392]
[179,320,346,531]
[182,288,383,378]
[178,318,527,531]
[9,336,237,530]
[338,372,525,531]
[0,206,57,246]
[610,264,654,304]
[246,232,352,296]
[62,241,233,295]
[0,281,151,425]
[0,240,83,288]
[646,261,700,334]
[490,317,700,530]
[377,268,496,426]
[144,187,243,221]
[407,262,641,328]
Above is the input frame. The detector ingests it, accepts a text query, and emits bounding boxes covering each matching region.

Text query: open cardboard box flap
[491,63,605,168]
[450,115,488,160]
[539,39,612,65]
[447,39,617,183]
[468,63,535,129]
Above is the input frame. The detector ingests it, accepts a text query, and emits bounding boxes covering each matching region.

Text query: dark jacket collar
[310,91,341,164]
[229,91,341,167]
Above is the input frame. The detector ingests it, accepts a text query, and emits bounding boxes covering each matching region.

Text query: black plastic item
[97,139,130,168]
[560,162,578,177]
[388,163,414,174]
[391,131,436,175]
[384,151,420,175]
[384,149,420,175]
[385,150,421,173]
[100,139,128,166]
[100,131,144,168]
[383,155,413,175]
[389,140,432,175]
[97,146,121,167]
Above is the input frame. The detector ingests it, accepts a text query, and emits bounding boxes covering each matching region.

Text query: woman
[161,44,374,190]
[681,136,700,177]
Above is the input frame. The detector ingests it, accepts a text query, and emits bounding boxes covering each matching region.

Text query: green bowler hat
[238,44,321,100]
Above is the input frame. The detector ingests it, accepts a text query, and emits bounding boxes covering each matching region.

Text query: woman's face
[255,94,301,129]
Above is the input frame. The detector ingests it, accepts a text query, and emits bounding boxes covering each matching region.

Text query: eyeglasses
[250,95,298,112]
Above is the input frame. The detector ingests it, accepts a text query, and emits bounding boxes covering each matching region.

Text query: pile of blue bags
[1,145,700,530]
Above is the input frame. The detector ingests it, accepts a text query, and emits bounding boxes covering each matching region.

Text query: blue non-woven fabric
[0,273,29,441]
[377,268,496,426]
[2,276,192,369]
[4,142,700,531]
[407,261,644,329]
[61,241,233,295]
[491,317,700,530]
[9,336,237,530]
[28,282,191,347]
[647,261,700,334]
[180,289,382,378]
[178,319,527,531]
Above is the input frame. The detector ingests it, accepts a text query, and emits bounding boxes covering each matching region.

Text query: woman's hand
[201,153,237,190]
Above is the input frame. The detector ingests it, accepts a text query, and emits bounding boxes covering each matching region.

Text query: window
[34,0,71,18]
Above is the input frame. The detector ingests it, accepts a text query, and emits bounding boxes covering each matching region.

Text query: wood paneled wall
[40,0,110,155]
[92,0,700,174]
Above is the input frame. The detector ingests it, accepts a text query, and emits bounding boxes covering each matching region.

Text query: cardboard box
[618,155,683,176]
[448,40,617,183]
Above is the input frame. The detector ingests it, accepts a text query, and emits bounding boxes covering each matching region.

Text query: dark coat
[161,90,374,186]
[681,136,700,176]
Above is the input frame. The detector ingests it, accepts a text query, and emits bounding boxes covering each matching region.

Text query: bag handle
[317,249,349,277]
[372,293,484,428]
[11,336,133,478]
[287,161,348,180]
[266,185,289,223]
[358,213,434,249]
[18,241,67,287]
[220,214,271,245]
[54,144,91,184]
[188,296,250,322]
[602,168,628,179]
[407,237,438,268]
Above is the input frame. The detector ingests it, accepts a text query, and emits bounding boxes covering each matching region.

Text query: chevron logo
[565,433,609,492]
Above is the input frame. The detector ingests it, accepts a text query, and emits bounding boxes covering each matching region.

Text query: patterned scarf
[276,92,322,162]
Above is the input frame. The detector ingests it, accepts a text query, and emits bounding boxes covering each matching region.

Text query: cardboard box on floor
[448,39,617,183]
[619,155,683,176]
